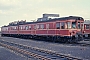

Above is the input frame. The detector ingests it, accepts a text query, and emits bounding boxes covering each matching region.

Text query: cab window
[72,22,76,29]
[86,24,89,29]
[78,22,80,29]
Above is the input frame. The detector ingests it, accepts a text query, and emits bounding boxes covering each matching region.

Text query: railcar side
[1,14,85,43]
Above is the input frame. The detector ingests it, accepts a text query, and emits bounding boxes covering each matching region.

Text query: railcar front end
[54,16,84,43]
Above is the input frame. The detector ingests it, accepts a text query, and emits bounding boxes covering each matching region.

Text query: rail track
[0,40,82,60]
[76,42,90,47]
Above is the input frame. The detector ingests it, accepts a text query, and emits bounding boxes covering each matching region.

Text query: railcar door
[56,22,61,36]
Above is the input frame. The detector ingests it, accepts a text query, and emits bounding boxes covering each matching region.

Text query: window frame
[46,24,49,29]
[61,22,65,29]
[56,22,60,29]
[72,22,76,29]
[40,24,44,29]
[67,22,71,29]
[86,24,90,29]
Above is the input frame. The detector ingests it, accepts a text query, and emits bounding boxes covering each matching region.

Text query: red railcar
[1,14,84,43]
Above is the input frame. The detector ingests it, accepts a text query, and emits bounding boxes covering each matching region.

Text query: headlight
[75,35,78,37]
[85,34,88,37]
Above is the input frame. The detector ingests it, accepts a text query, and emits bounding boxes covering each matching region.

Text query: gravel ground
[1,37,90,60]
[0,46,28,60]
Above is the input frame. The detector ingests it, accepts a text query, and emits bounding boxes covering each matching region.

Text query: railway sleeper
[0,40,83,60]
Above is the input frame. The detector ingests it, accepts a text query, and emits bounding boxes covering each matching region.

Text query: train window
[67,22,71,29]
[40,24,44,29]
[37,25,39,29]
[29,26,31,30]
[21,26,23,30]
[72,22,76,29]
[56,22,60,29]
[6,28,8,31]
[14,27,17,30]
[86,25,89,29]
[25,26,29,30]
[78,22,80,29]
[34,25,36,30]
[24,26,26,30]
[61,22,65,29]
[46,24,49,29]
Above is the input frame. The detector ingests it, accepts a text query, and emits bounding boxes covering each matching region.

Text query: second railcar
[83,20,90,39]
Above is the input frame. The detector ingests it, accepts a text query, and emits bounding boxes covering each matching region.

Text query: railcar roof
[2,16,84,27]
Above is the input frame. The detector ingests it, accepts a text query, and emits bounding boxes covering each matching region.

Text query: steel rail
[0,40,83,60]
[0,42,51,60]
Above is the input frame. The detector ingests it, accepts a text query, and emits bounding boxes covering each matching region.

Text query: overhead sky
[0,0,90,27]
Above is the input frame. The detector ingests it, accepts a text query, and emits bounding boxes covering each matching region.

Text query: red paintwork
[1,19,84,37]
[84,24,90,34]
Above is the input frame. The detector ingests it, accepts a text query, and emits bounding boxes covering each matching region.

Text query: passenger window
[36,25,39,29]
[67,22,71,29]
[25,26,29,30]
[6,28,8,31]
[40,24,44,29]
[34,25,36,30]
[19,26,21,30]
[21,26,23,30]
[23,26,25,30]
[56,22,60,29]
[61,22,65,29]
[46,24,49,29]
[14,27,16,30]
[29,26,31,30]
